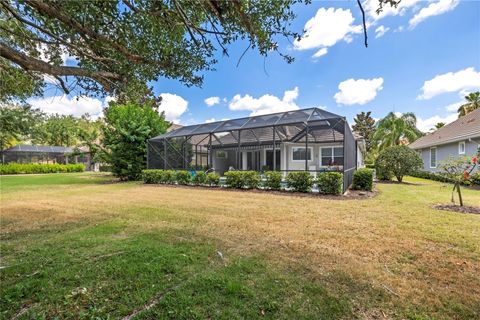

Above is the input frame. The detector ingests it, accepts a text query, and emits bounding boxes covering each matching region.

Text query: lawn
[1,173,479,319]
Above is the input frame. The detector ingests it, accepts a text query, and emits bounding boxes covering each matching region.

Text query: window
[216,150,227,159]
[292,147,312,161]
[320,147,344,166]
[458,141,466,154]
[430,147,437,168]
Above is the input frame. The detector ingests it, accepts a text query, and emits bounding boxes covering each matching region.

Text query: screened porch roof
[150,108,347,145]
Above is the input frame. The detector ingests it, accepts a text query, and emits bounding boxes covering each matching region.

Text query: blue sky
[32,0,480,132]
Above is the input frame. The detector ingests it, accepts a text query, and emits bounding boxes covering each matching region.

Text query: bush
[264,171,283,190]
[470,171,480,186]
[175,170,191,185]
[192,171,206,185]
[286,171,313,193]
[99,165,112,172]
[142,169,162,183]
[161,170,176,184]
[224,171,260,189]
[316,172,343,195]
[352,168,374,191]
[0,163,85,175]
[206,172,220,186]
[375,146,423,182]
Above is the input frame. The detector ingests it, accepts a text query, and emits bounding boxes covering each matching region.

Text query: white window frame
[430,147,437,168]
[458,141,466,155]
[291,146,313,162]
[215,150,228,159]
[319,146,344,167]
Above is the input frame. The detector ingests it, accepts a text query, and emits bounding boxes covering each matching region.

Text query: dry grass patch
[1,173,479,318]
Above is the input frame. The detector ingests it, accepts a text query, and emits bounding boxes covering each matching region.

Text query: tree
[434,122,445,129]
[458,91,480,117]
[0,1,394,101]
[102,102,169,180]
[352,111,376,152]
[0,104,44,150]
[372,112,423,151]
[0,0,304,100]
[374,145,423,182]
[439,155,478,206]
[32,114,81,147]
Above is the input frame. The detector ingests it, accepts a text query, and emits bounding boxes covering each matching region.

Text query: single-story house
[148,108,366,192]
[409,108,480,172]
[0,144,97,171]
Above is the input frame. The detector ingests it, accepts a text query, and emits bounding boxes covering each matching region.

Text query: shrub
[316,172,343,195]
[192,171,206,185]
[264,171,283,190]
[99,165,112,172]
[286,171,313,193]
[206,172,220,186]
[224,171,260,189]
[161,170,176,184]
[175,170,191,185]
[375,145,423,182]
[142,169,162,183]
[470,171,480,186]
[0,163,85,175]
[224,171,243,188]
[352,168,374,191]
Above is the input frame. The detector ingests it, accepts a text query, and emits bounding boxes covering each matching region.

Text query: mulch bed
[142,183,378,200]
[433,204,480,215]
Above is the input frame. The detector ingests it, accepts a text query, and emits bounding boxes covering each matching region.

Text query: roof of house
[409,108,480,149]
[1,144,74,153]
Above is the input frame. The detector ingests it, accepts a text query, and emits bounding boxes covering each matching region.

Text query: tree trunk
[457,183,464,207]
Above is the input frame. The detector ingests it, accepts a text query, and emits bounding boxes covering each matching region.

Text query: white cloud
[204,96,220,107]
[313,48,328,59]
[205,118,216,123]
[418,67,480,100]
[374,25,390,38]
[28,95,104,118]
[409,0,459,28]
[294,8,361,58]
[334,78,384,105]
[444,101,463,112]
[417,113,458,132]
[159,93,188,122]
[364,0,423,22]
[229,87,300,116]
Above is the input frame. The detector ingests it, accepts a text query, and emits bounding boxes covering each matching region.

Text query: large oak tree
[0,0,398,102]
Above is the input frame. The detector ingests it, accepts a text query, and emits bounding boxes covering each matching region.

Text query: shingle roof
[409,108,480,149]
[1,144,74,153]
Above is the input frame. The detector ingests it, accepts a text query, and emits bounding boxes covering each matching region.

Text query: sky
[31,0,480,132]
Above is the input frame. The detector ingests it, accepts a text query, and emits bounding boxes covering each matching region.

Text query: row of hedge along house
[142,168,374,195]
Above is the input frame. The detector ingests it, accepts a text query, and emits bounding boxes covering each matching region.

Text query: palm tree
[372,112,423,151]
[458,91,480,117]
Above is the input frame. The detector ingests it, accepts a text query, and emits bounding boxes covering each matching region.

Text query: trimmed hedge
[264,171,283,190]
[316,172,343,195]
[192,171,207,185]
[0,163,85,175]
[285,171,313,193]
[409,170,480,186]
[206,172,220,186]
[224,171,260,189]
[352,168,374,191]
[175,170,191,185]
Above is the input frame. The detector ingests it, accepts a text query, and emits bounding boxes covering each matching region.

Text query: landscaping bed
[433,204,480,214]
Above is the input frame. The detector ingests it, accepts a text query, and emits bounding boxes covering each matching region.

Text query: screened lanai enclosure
[147,108,363,192]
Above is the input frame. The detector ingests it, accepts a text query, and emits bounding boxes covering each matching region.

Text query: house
[0,144,97,171]
[409,108,480,172]
[148,108,366,192]
[166,123,208,168]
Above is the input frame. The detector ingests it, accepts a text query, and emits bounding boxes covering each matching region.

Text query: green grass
[1,173,479,319]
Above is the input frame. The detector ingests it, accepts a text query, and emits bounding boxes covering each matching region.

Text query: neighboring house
[148,108,365,192]
[0,144,97,171]
[409,108,480,172]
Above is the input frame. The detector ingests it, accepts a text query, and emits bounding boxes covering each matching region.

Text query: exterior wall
[356,145,364,168]
[212,150,236,175]
[283,142,344,171]
[417,139,479,172]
